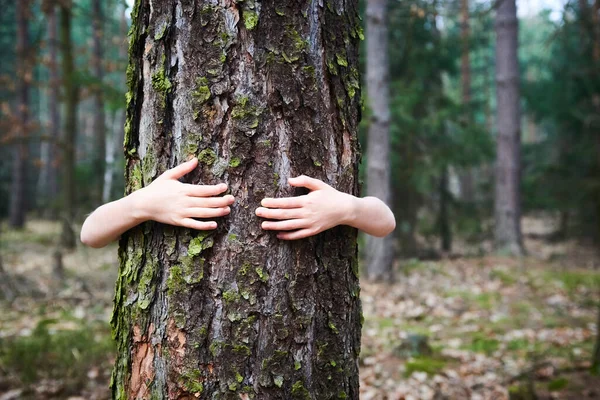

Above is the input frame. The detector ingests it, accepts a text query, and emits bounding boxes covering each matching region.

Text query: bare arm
[256,175,395,240]
[80,158,235,248]
[80,190,146,248]
[345,195,396,237]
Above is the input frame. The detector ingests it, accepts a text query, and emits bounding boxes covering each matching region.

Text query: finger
[288,175,328,191]
[255,207,304,220]
[184,183,228,197]
[277,229,315,240]
[186,207,231,219]
[261,219,308,231]
[179,218,217,231]
[160,158,198,180]
[188,195,235,208]
[261,196,305,209]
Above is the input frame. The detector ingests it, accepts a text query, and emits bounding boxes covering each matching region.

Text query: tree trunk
[439,166,451,252]
[459,0,475,203]
[365,0,394,280]
[41,2,60,218]
[111,1,362,399]
[59,3,77,249]
[10,0,30,228]
[0,228,15,302]
[92,0,106,206]
[103,4,128,204]
[494,0,524,256]
[593,295,600,374]
[581,0,600,375]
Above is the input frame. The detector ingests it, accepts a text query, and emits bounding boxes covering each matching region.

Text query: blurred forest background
[1,0,600,399]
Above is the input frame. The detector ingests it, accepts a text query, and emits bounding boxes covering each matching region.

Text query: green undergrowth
[1,229,56,247]
[404,356,447,377]
[543,269,600,294]
[0,318,114,385]
[465,332,500,355]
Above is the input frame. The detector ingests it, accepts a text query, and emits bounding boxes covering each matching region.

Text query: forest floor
[0,217,598,400]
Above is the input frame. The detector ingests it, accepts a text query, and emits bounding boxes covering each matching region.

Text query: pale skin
[80,158,396,248]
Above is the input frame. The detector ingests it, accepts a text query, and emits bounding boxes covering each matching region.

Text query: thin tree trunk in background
[459,0,475,203]
[592,0,600,62]
[593,296,600,374]
[439,166,451,252]
[0,228,14,301]
[59,3,77,249]
[103,111,116,203]
[91,0,106,206]
[494,0,524,256]
[9,0,30,228]
[432,0,451,254]
[111,0,362,398]
[103,4,128,203]
[583,0,600,374]
[104,110,125,202]
[366,0,394,280]
[43,2,60,218]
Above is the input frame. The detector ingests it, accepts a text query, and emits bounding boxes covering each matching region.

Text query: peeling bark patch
[166,318,191,398]
[129,324,157,399]
[168,318,187,359]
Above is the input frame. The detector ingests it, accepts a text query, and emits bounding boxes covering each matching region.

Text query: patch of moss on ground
[404,357,447,377]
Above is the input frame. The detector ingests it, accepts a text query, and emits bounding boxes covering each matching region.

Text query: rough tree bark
[111,0,362,399]
[92,0,106,206]
[365,0,393,280]
[494,0,524,256]
[10,0,30,228]
[59,2,78,249]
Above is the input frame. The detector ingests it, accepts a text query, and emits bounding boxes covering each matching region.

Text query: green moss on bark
[243,11,258,30]
[151,68,172,107]
[198,149,217,166]
[192,77,211,104]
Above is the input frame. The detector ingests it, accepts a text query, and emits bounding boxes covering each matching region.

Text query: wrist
[128,188,151,223]
[340,192,360,228]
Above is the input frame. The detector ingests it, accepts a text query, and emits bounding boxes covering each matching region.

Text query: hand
[132,158,235,230]
[255,175,355,240]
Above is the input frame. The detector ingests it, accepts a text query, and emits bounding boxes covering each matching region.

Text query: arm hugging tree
[111,0,363,398]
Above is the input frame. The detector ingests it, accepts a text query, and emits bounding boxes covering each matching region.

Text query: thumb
[288,175,328,191]
[160,158,198,180]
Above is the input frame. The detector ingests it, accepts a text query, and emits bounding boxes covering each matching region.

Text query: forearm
[344,195,396,237]
[80,190,147,248]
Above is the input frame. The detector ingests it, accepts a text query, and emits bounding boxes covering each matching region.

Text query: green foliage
[520,7,600,237]
[0,319,114,385]
[359,0,494,253]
